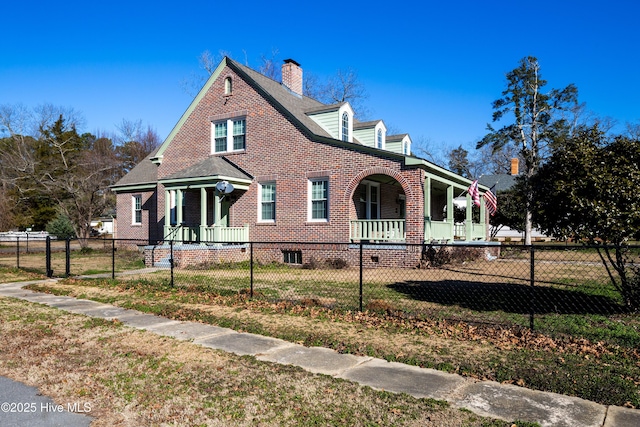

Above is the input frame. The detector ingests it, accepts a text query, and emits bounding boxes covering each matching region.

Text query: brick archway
[343,167,415,204]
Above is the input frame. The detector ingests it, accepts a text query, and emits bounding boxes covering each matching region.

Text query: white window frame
[360,180,380,219]
[132,194,142,225]
[308,178,329,222]
[258,182,276,222]
[211,117,246,153]
[224,77,233,95]
[337,103,354,142]
[341,112,349,142]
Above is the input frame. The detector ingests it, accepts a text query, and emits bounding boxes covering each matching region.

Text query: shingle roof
[111,147,159,189]
[386,134,409,142]
[114,57,409,191]
[478,174,517,192]
[228,60,334,139]
[161,156,251,181]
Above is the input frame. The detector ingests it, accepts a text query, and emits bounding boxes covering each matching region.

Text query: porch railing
[425,219,454,242]
[203,225,249,243]
[165,224,249,243]
[426,220,486,242]
[350,219,405,242]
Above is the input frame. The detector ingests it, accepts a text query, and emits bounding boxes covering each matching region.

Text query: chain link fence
[1,237,638,347]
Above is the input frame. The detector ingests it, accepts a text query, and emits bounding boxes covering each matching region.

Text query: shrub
[46,214,75,239]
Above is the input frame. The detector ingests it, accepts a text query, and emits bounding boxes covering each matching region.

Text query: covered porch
[349,160,488,243]
[160,157,252,244]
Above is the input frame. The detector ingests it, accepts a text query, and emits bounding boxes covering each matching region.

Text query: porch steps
[153,254,172,269]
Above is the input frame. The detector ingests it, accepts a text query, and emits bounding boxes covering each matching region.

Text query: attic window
[224,77,233,95]
[377,129,383,149]
[341,112,349,142]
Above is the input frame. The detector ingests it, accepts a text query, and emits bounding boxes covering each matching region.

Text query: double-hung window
[232,119,246,150]
[132,195,142,225]
[212,118,246,153]
[309,179,329,221]
[259,182,276,222]
[214,122,227,152]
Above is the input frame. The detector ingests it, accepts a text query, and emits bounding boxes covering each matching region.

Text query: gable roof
[154,57,407,162]
[116,56,478,193]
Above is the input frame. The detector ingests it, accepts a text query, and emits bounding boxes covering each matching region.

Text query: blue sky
[2,0,639,159]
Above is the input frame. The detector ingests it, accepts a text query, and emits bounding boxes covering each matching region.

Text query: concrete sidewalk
[1,279,638,427]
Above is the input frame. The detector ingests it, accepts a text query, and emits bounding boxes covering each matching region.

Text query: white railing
[203,225,249,243]
[350,219,405,242]
[164,224,249,243]
[443,222,486,241]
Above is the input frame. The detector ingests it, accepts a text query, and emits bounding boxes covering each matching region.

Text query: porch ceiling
[363,174,404,188]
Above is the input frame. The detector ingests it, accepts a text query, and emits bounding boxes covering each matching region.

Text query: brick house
[111,57,492,266]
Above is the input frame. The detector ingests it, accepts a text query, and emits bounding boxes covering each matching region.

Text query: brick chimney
[511,158,519,175]
[282,59,303,96]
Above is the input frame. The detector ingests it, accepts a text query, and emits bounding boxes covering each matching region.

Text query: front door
[359,181,380,219]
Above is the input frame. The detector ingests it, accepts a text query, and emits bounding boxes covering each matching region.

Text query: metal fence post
[46,236,52,278]
[250,242,254,298]
[359,241,363,312]
[529,245,535,330]
[65,238,71,277]
[111,239,116,280]
[170,239,174,287]
[16,236,19,269]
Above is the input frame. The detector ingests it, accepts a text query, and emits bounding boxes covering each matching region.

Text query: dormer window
[377,129,383,149]
[341,112,349,142]
[224,77,233,95]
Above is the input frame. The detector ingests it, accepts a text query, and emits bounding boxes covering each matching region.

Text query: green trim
[110,183,157,193]
[225,60,408,162]
[405,157,490,191]
[154,58,229,161]
[159,175,252,189]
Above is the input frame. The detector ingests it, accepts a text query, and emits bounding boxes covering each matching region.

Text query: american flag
[485,187,497,216]
[467,180,481,207]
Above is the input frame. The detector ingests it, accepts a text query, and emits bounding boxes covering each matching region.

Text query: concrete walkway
[1,278,638,427]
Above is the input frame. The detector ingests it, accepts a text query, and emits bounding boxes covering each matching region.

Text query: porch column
[164,189,171,239]
[479,195,486,240]
[213,192,221,241]
[423,176,431,241]
[465,192,473,241]
[200,187,207,243]
[446,186,454,222]
[176,189,183,242]
[446,185,454,241]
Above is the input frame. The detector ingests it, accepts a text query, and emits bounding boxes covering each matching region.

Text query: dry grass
[0,296,516,427]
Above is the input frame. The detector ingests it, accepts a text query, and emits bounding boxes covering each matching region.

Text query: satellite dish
[215,181,235,194]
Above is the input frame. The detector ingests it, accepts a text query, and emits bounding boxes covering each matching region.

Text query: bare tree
[411,136,446,165]
[180,50,232,96]
[0,104,122,245]
[257,48,281,81]
[115,119,161,173]
[308,68,370,118]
